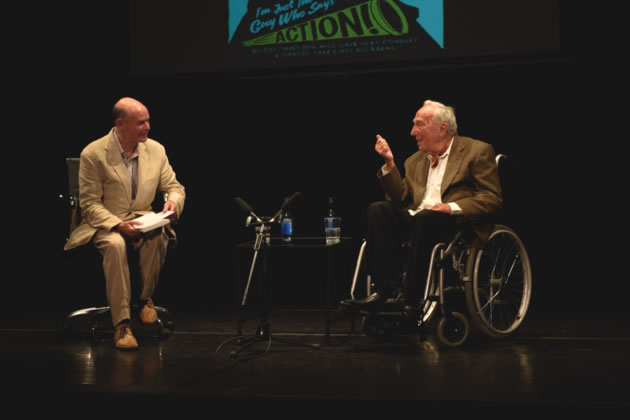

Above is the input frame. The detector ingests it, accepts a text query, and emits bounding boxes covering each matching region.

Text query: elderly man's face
[117,104,150,145]
[410,106,447,155]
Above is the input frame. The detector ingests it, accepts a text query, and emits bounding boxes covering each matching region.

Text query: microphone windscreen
[281,192,302,209]
[235,197,253,214]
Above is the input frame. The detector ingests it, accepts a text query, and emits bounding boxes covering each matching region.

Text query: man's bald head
[113,97,148,124]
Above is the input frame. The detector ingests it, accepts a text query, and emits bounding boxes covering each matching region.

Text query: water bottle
[281,200,293,243]
[324,196,341,245]
[327,197,335,218]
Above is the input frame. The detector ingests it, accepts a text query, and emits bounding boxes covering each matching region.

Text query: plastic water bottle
[281,202,293,243]
[324,197,341,245]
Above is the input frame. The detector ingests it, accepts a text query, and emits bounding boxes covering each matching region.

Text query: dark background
[9,1,624,320]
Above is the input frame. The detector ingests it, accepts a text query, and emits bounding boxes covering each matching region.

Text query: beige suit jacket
[380,135,502,246]
[64,128,186,250]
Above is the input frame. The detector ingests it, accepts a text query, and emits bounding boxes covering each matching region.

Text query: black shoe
[340,292,386,311]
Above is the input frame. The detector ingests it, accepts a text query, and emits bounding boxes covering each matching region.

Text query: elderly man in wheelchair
[340,100,532,347]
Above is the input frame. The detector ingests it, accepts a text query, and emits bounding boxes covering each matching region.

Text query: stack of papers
[132,211,174,233]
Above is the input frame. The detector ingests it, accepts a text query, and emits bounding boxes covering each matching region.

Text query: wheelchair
[344,155,533,347]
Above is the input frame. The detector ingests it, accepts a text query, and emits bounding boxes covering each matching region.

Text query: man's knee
[95,231,127,253]
[368,200,396,218]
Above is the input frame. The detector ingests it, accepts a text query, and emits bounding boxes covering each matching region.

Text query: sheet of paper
[133,211,174,233]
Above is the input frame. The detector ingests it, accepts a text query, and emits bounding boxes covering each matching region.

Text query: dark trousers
[365,201,458,305]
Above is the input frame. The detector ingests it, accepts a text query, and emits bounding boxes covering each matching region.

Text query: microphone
[271,192,301,222]
[235,197,262,224]
[235,197,253,214]
[281,191,302,210]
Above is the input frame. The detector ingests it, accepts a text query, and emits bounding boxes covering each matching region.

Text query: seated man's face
[410,107,447,155]
[118,105,151,145]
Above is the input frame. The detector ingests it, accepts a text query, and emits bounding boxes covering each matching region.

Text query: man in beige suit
[64,98,185,349]
[345,100,502,311]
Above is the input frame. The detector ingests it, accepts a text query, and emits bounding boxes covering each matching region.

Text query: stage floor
[2,306,629,415]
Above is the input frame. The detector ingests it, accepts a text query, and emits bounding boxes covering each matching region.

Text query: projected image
[227,0,445,69]
[129,0,561,75]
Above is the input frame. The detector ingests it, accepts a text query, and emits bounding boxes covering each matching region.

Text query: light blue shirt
[113,129,139,201]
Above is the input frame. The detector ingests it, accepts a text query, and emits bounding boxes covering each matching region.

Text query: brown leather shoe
[114,324,138,350]
[139,298,158,324]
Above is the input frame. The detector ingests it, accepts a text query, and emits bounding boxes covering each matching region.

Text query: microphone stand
[231,195,320,358]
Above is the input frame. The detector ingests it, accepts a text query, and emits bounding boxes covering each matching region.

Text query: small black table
[235,236,352,344]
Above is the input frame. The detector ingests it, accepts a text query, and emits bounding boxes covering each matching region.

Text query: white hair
[423,100,458,136]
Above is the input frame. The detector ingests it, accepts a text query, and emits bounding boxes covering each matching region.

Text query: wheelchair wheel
[465,225,532,338]
[436,312,469,347]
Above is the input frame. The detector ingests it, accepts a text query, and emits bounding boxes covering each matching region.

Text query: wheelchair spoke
[481,288,501,311]
[484,256,522,324]
[503,252,518,287]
